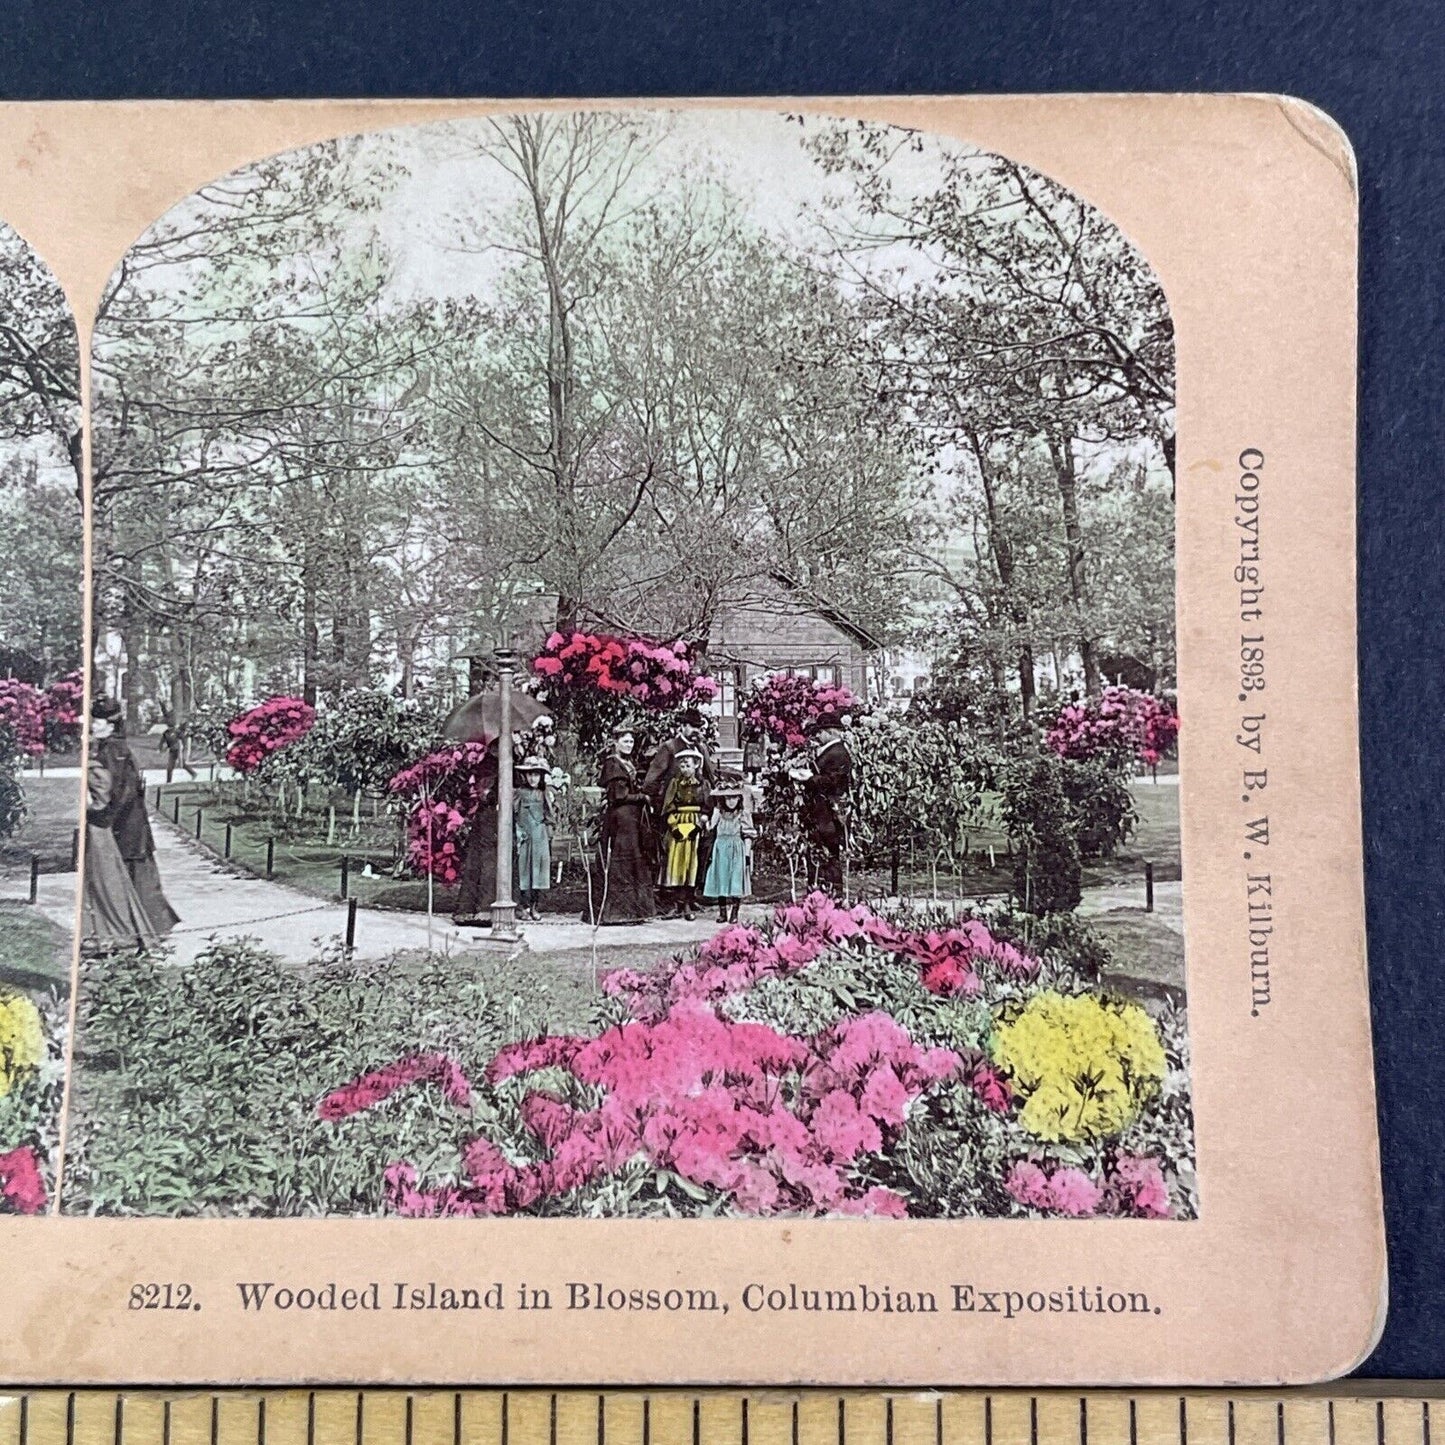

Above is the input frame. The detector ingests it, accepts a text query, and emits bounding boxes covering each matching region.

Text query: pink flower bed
[381,1004,956,1218]
[1005,1153,1171,1219]
[742,673,862,747]
[224,695,316,774]
[1045,686,1180,768]
[388,741,496,886]
[319,1053,473,1121]
[531,630,718,708]
[602,891,1040,1019]
[43,671,84,750]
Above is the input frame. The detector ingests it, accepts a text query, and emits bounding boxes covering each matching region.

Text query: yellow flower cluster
[991,990,1166,1142]
[0,991,44,1097]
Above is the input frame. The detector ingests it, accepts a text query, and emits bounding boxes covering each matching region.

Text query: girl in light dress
[703,781,754,923]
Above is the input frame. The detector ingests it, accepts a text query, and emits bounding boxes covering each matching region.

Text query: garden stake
[171,794,181,823]
[266,837,275,878]
[345,897,358,955]
[327,803,336,845]
[224,822,233,858]
[194,808,203,839]
[340,854,349,900]
[1146,861,1155,912]
[154,785,162,810]
[70,828,79,872]
[28,855,39,903]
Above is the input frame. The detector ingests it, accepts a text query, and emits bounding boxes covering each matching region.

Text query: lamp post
[490,645,521,943]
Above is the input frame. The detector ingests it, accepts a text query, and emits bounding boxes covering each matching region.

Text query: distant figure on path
[797,717,853,897]
[161,716,197,783]
[89,698,179,938]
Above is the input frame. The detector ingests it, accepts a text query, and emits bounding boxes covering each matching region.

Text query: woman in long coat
[82,724,161,952]
[454,743,499,927]
[583,727,656,925]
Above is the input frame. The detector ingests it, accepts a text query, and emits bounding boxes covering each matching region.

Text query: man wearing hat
[798,714,853,897]
[89,697,179,935]
[642,706,716,814]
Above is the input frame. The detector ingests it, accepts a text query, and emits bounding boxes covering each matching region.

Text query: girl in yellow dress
[657,747,709,920]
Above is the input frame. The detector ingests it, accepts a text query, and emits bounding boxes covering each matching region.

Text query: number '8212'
[128,1283,199,1310]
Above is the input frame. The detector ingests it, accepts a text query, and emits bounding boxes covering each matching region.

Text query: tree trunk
[302,553,320,707]
[1046,431,1102,697]
[970,431,1037,719]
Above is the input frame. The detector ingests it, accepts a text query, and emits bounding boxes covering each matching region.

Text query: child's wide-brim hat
[674,747,703,764]
[713,783,744,799]
[518,755,549,773]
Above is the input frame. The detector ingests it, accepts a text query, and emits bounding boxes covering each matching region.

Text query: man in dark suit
[90,697,179,934]
[799,717,853,897]
[642,707,717,812]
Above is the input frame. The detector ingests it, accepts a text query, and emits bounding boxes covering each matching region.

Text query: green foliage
[1058,757,1139,861]
[1001,753,1082,914]
[281,689,444,794]
[0,724,26,840]
[63,939,570,1216]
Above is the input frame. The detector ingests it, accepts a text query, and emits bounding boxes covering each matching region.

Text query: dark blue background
[6,0,1440,1382]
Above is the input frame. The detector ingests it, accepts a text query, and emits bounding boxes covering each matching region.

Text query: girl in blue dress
[703,781,754,922]
[513,755,553,920]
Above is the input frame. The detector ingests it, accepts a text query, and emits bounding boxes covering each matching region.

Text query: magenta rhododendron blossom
[357,1003,959,1219]
[1006,1153,1174,1219]
[742,674,863,745]
[388,741,496,884]
[224,695,316,774]
[318,1052,473,1122]
[1045,686,1180,768]
[529,629,717,709]
[0,679,46,756]
[0,1144,46,1214]
[1107,1153,1172,1219]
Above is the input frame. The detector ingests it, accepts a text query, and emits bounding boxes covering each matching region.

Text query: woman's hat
[610,723,635,739]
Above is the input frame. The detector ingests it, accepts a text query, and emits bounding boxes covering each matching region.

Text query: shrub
[742,673,863,747]
[0,679,45,756]
[1059,757,1139,860]
[224,695,316,775]
[1001,753,1082,914]
[0,988,66,1215]
[42,670,84,753]
[388,741,495,885]
[1045,686,1179,769]
[0,725,25,840]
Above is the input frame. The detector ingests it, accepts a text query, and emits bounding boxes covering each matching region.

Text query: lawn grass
[0,774,83,875]
[0,903,72,998]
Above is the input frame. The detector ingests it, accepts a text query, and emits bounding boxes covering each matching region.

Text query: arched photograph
[0,221,82,1216]
[66,109,1190,1221]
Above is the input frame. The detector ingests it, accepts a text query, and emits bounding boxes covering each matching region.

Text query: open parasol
[441,689,552,745]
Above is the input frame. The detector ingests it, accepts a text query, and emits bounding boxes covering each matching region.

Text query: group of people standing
[585,707,852,926]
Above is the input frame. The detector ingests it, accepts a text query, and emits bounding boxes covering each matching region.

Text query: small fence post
[28,856,39,903]
[345,897,358,955]
[265,837,275,878]
[223,822,233,859]
[154,785,163,811]
[70,828,79,872]
[171,794,181,824]
[339,854,350,900]
[193,808,203,840]
[1145,861,1155,913]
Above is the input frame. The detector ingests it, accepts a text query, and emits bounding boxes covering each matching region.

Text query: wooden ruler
[0,1391,1440,1445]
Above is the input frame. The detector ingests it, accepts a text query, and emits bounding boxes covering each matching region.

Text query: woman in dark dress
[454,743,500,927]
[583,726,656,925]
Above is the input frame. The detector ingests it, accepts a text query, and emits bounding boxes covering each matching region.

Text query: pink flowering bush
[743,673,863,747]
[388,741,495,886]
[0,679,46,756]
[42,671,84,752]
[1045,686,1180,768]
[1004,1153,1172,1219]
[0,1144,46,1214]
[378,1005,957,1218]
[531,630,718,708]
[224,695,316,774]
